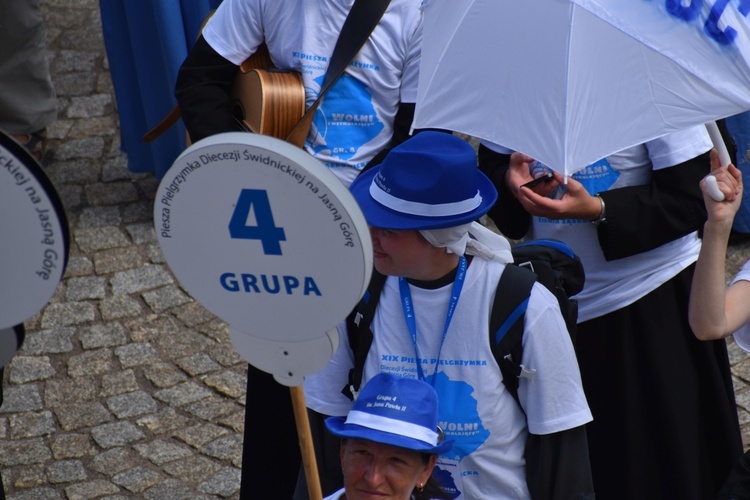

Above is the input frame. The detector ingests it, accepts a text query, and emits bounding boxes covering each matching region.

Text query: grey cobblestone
[85,181,138,206]
[105,390,158,419]
[177,353,222,377]
[79,322,127,350]
[154,382,213,407]
[98,294,143,321]
[143,362,188,389]
[21,328,75,356]
[77,206,122,229]
[8,357,56,384]
[73,227,131,253]
[197,467,242,497]
[0,385,44,413]
[203,371,247,399]
[64,276,106,301]
[134,440,194,466]
[7,486,62,500]
[0,438,53,466]
[45,460,86,484]
[43,379,97,408]
[92,247,145,274]
[49,159,102,186]
[111,466,163,493]
[54,402,111,431]
[114,342,158,368]
[126,222,157,244]
[91,448,136,477]
[11,465,47,490]
[64,480,119,500]
[173,424,230,450]
[110,265,173,295]
[40,302,96,328]
[162,455,222,482]
[91,421,144,449]
[8,412,56,440]
[50,434,95,460]
[200,435,244,464]
[62,255,93,278]
[67,94,112,118]
[136,409,190,435]
[185,397,237,421]
[55,137,105,161]
[100,369,138,397]
[144,477,198,499]
[66,349,112,378]
[142,285,192,313]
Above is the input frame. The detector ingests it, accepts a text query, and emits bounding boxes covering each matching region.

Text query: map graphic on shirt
[309,74,384,166]
[428,371,489,461]
[573,158,619,196]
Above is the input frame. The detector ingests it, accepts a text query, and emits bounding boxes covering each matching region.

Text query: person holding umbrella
[480,126,744,499]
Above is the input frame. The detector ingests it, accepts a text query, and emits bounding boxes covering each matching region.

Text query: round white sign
[0,131,69,329]
[155,132,372,346]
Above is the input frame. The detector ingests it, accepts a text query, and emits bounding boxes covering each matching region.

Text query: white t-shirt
[730,260,750,351]
[305,257,592,499]
[202,0,423,187]
[484,126,711,322]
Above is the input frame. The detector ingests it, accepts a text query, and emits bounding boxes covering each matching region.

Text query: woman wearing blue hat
[323,373,452,500]
[305,131,594,499]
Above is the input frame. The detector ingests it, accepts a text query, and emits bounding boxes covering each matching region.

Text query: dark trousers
[575,266,743,500]
[239,365,300,499]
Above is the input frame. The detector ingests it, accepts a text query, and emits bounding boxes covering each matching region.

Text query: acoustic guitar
[142,43,306,146]
[232,44,306,142]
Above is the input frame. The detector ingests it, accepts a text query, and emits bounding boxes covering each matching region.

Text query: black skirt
[575,265,743,500]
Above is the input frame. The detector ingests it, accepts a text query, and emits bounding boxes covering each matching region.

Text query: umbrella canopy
[413,0,750,176]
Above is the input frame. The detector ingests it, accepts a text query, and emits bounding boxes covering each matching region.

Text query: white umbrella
[413,0,750,177]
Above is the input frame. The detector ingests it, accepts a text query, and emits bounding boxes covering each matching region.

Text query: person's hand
[505,153,602,221]
[701,148,743,228]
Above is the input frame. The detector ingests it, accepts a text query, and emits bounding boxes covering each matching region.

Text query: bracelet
[591,194,607,227]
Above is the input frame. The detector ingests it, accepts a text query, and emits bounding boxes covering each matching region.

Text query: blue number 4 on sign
[228,189,286,255]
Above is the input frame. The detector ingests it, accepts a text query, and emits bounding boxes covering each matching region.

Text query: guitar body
[231,68,306,141]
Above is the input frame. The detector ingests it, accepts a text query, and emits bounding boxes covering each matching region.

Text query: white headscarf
[419,222,513,263]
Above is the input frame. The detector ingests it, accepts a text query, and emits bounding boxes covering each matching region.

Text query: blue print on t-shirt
[309,73,384,162]
[428,371,490,462]
[572,158,619,196]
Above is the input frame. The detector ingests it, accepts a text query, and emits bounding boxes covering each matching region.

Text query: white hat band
[370,181,482,217]
[345,410,439,445]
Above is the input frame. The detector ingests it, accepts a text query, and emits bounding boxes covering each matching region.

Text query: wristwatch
[592,194,607,227]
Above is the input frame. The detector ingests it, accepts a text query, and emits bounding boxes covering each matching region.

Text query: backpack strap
[342,270,387,400]
[490,263,537,412]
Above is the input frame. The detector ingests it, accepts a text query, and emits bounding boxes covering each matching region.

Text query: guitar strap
[285,0,392,146]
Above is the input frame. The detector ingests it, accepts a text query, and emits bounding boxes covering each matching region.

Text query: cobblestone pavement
[3,1,750,499]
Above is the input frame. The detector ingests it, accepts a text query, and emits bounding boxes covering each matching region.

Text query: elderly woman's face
[340,439,436,500]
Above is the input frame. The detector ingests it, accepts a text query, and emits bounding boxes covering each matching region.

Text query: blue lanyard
[398,255,467,384]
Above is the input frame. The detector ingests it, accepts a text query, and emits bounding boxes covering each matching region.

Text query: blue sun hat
[349,131,497,230]
[325,373,453,454]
